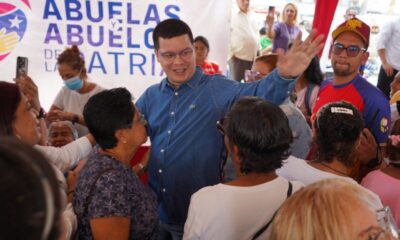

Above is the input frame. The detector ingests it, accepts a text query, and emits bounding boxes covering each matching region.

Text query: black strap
[305,84,316,116]
[251,181,293,240]
[82,168,116,216]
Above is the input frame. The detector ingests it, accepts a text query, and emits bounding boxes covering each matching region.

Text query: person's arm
[90,217,130,240]
[132,148,150,177]
[47,109,85,125]
[16,74,49,145]
[35,135,94,172]
[378,49,393,77]
[266,15,276,39]
[62,203,78,240]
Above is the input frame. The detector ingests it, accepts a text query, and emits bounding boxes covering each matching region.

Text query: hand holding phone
[266,6,275,25]
[15,56,28,80]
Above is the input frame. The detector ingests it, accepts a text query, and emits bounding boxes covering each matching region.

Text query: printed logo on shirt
[380,117,389,133]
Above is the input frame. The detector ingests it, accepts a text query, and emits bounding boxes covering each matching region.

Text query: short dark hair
[315,101,364,166]
[194,36,210,50]
[83,88,134,149]
[0,137,61,240]
[152,18,194,50]
[0,81,21,136]
[259,26,267,35]
[224,97,293,174]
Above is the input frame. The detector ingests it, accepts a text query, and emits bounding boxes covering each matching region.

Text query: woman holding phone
[266,3,301,53]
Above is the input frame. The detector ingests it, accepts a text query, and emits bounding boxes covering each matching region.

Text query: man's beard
[332,62,358,77]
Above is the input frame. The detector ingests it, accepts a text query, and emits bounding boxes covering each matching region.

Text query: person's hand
[382,62,394,77]
[16,73,41,111]
[356,128,378,164]
[46,109,75,122]
[0,28,19,54]
[276,29,324,79]
[66,160,87,203]
[266,13,274,26]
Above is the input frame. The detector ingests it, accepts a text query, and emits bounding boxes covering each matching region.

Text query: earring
[122,139,127,144]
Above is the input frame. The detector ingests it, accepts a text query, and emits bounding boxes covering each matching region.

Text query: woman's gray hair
[48,121,78,140]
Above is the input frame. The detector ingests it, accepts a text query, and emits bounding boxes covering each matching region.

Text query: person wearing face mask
[47,45,105,137]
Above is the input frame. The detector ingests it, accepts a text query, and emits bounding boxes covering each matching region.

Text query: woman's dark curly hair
[315,101,364,166]
[224,97,293,174]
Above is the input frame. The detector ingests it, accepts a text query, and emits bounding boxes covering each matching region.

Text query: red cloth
[130,146,150,185]
[200,60,222,75]
[312,0,339,57]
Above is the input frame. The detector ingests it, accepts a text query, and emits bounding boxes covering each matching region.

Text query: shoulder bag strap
[252,181,293,240]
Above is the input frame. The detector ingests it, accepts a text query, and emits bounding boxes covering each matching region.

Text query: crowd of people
[1,1,400,239]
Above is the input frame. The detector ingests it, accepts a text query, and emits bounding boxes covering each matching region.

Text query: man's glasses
[158,48,194,63]
[216,118,225,135]
[332,43,366,57]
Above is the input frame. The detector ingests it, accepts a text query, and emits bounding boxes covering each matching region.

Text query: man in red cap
[312,18,390,167]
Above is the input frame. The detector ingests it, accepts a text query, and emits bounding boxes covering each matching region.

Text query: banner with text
[0,0,231,109]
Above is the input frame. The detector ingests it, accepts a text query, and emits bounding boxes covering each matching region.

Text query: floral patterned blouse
[73,151,159,239]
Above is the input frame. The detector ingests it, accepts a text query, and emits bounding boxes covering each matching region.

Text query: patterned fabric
[73,150,159,240]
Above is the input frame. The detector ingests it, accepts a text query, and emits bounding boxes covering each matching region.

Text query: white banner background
[1,0,231,109]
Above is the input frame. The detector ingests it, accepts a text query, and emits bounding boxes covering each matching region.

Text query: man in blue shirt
[136,18,323,239]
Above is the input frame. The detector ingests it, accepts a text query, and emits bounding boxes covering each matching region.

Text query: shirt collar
[160,67,203,92]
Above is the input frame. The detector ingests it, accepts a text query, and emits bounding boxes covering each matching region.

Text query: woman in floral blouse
[73,88,158,240]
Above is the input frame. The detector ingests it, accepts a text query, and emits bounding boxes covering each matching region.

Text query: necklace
[316,161,348,176]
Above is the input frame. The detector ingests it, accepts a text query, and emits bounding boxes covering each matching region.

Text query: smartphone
[268,6,275,17]
[15,56,28,80]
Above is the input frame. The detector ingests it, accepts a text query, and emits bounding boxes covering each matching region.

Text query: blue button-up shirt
[136,67,294,225]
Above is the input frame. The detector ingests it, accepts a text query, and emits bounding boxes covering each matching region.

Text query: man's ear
[361,51,369,65]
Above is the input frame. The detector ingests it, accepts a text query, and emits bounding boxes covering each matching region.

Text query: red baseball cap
[332,17,370,48]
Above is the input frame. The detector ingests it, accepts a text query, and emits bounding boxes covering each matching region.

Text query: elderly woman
[183,97,304,239]
[73,88,158,240]
[270,178,399,240]
[47,45,105,137]
[0,80,94,239]
[48,120,78,147]
[0,138,62,240]
[266,3,301,53]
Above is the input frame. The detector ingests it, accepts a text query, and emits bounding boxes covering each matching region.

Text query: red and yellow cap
[332,17,370,48]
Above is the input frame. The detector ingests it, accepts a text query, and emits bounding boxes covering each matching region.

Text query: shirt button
[162,188,166,192]
[167,130,171,134]
[159,169,162,173]
[170,111,175,115]
[174,92,179,96]
[160,149,164,153]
